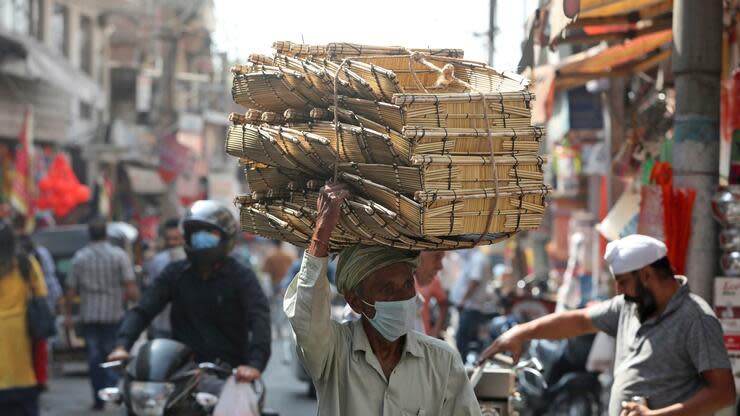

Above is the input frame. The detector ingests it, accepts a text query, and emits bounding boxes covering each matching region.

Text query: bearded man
[479,234,734,416]
[284,183,480,416]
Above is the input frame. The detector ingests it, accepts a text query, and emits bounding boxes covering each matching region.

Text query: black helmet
[182,200,239,265]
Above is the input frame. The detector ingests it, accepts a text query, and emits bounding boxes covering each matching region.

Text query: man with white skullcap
[479,234,734,416]
[283,183,480,416]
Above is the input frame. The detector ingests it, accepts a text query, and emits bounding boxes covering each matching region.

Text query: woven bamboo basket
[289,121,407,165]
[225,124,337,174]
[358,56,529,93]
[272,41,464,60]
[340,154,546,194]
[402,126,543,156]
[231,65,324,112]
[249,54,356,98]
[337,91,534,132]
[236,194,510,251]
[243,163,304,194]
[339,172,547,237]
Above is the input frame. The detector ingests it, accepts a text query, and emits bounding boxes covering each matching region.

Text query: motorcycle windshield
[131,339,193,382]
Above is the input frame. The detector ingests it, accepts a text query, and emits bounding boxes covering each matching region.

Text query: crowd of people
[0,194,736,415]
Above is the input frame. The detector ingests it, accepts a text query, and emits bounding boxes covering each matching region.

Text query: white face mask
[360,296,417,342]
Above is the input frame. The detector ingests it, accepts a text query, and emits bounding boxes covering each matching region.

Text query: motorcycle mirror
[530,357,544,372]
[195,392,219,410]
[98,387,121,403]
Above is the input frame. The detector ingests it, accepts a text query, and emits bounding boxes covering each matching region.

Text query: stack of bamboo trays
[226,41,549,251]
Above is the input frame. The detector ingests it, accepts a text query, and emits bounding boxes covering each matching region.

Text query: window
[50,3,68,56]
[0,0,31,35]
[79,101,92,120]
[79,15,93,75]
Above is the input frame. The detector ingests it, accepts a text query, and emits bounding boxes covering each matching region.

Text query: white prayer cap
[604,234,668,276]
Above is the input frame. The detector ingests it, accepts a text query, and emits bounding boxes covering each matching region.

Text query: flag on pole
[10,107,34,231]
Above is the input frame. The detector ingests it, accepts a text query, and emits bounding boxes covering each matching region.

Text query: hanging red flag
[10,107,34,231]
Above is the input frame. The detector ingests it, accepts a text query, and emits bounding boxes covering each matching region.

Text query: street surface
[41,342,317,416]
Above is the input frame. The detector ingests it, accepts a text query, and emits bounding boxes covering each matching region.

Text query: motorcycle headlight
[130,382,175,416]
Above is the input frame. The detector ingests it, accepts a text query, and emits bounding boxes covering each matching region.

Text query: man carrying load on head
[284,183,481,416]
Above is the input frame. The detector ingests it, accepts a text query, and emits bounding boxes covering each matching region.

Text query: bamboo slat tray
[272,41,464,59]
[231,65,324,112]
[337,91,535,132]
[235,195,511,251]
[340,153,546,194]
[339,172,547,237]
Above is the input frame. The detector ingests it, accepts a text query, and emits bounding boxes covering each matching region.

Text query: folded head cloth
[336,244,420,294]
[604,234,668,276]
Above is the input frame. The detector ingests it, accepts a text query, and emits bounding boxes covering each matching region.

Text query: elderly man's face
[415,251,445,287]
[345,262,416,319]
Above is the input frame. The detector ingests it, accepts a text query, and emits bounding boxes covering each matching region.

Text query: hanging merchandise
[35,154,91,219]
[596,185,641,242]
[553,144,581,197]
[650,161,696,275]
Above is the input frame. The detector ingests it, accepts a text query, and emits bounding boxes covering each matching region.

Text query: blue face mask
[360,296,417,342]
[190,230,220,250]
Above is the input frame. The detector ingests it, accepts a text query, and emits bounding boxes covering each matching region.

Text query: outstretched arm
[478,308,598,364]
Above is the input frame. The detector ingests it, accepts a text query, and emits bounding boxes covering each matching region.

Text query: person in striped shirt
[64,218,138,411]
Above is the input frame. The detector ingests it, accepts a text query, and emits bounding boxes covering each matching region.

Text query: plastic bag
[213,376,259,416]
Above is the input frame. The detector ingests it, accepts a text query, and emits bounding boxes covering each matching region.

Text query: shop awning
[554,29,672,90]
[125,166,167,195]
[0,30,105,109]
[549,0,672,46]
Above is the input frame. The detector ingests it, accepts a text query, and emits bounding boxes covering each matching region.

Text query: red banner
[10,107,34,229]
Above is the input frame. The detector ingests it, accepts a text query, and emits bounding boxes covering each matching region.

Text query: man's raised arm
[283,183,349,381]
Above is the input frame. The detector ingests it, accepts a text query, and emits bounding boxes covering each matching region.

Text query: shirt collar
[350,319,424,359]
[660,275,689,317]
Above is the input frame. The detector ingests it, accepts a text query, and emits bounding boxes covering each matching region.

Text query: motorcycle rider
[108,200,271,385]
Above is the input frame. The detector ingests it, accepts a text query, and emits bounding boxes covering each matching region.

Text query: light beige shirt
[284,253,481,416]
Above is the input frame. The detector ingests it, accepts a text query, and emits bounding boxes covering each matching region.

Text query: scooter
[509,336,602,416]
[98,338,279,416]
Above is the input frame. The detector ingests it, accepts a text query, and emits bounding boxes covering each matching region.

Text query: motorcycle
[98,338,279,416]
[509,336,602,416]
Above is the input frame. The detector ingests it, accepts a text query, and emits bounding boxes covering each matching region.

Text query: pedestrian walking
[415,251,449,339]
[284,183,480,415]
[142,218,185,338]
[478,234,736,416]
[0,220,47,416]
[450,246,503,360]
[63,218,138,411]
[13,216,62,389]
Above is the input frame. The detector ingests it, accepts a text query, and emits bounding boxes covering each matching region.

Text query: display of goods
[225,41,549,250]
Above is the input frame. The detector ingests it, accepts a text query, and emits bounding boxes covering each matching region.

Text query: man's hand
[620,401,652,416]
[235,366,261,383]
[309,182,350,257]
[107,347,130,362]
[476,327,525,366]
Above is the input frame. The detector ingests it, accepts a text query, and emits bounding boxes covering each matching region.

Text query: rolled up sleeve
[283,253,337,381]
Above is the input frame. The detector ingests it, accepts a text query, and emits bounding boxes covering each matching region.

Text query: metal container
[467,366,515,400]
[721,251,740,276]
[712,187,740,226]
[720,227,740,251]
